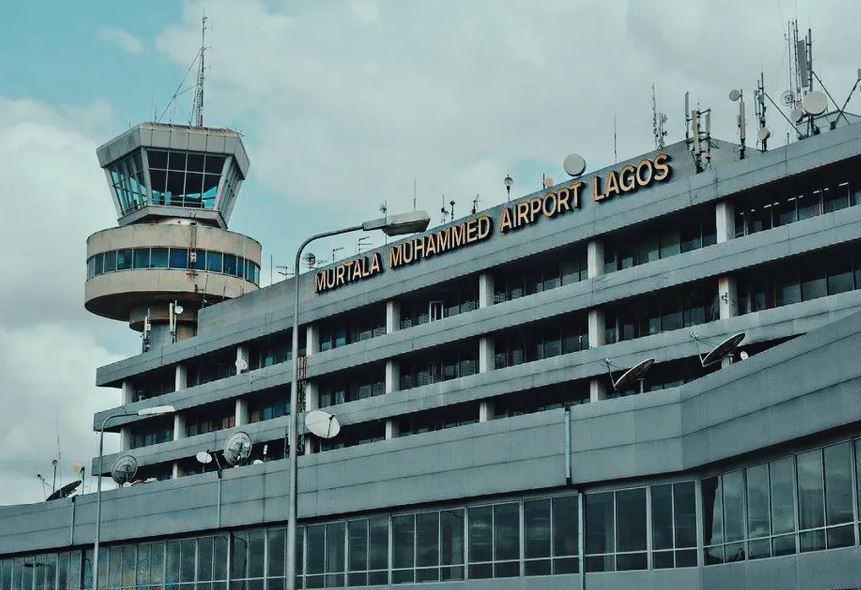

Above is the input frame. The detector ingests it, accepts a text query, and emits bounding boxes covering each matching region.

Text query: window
[149,248,169,268]
[206,251,223,273]
[169,248,188,270]
[524,495,579,576]
[347,518,388,587]
[651,482,697,568]
[133,248,149,269]
[467,503,519,579]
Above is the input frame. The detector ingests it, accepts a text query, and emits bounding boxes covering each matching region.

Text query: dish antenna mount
[111,455,139,486]
[223,431,253,466]
[562,154,587,178]
[690,332,746,367]
[46,480,81,501]
[604,357,655,393]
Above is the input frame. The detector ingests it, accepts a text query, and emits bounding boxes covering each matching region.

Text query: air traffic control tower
[84,123,262,352]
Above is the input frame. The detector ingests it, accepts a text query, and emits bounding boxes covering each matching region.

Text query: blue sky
[1,0,858,504]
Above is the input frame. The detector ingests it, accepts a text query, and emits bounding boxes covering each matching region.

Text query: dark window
[150,248,169,268]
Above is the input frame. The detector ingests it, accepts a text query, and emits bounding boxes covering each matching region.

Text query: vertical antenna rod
[191,12,208,127]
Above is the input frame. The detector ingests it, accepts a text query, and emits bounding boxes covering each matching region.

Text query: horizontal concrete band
[94,123,861,387]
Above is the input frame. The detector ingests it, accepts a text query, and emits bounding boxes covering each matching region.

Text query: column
[175,364,188,391]
[478,272,496,420]
[121,380,134,405]
[478,337,494,374]
[120,381,133,451]
[303,381,319,454]
[479,400,495,422]
[385,419,400,440]
[587,239,604,280]
[235,398,249,426]
[715,199,735,243]
[305,324,319,356]
[172,413,186,479]
[385,360,400,394]
[386,300,400,334]
[719,276,738,320]
[478,273,494,308]
[235,345,250,374]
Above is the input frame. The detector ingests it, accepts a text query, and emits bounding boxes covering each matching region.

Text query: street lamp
[504,173,513,202]
[93,405,175,590]
[286,210,430,590]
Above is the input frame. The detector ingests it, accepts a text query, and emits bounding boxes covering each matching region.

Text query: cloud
[99,27,145,55]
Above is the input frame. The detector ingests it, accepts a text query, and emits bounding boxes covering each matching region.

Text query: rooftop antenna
[613,113,618,162]
[380,201,388,244]
[412,178,417,211]
[651,84,667,149]
[728,88,746,160]
[440,194,447,224]
[357,236,372,254]
[754,73,770,152]
[688,96,712,173]
[471,194,480,215]
[191,11,209,127]
[449,199,455,220]
[331,246,343,262]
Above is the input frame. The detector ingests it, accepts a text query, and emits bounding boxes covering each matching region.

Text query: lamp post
[93,405,175,590]
[286,210,430,590]
[504,173,513,202]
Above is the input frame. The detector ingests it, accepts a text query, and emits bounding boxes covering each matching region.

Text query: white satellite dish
[780,90,794,106]
[562,154,587,177]
[304,410,341,440]
[801,91,828,116]
[234,358,248,372]
[790,108,805,123]
[174,304,184,315]
[757,127,771,142]
[728,89,742,102]
[195,451,213,465]
[223,431,253,466]
[111,455,138,486]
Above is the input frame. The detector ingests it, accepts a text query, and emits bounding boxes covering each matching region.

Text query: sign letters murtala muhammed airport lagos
[314,153,672,294]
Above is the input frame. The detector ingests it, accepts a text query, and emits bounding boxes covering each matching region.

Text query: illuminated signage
[315,153,671,294]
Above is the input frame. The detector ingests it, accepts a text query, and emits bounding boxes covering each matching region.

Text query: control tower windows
[108,150,148,213]
[146,149,226,211]
[87,247,261,285]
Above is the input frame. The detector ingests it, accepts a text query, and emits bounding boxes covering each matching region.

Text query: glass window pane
[133,248,150,269]
[769,458,795,535]
[103,251,116,273]
[165,541,180,584]
[247,531,264,578]
[324,523,344,583]
[416,512,439,569]
[267,529,285,578]
[169,248,188,269]
[305,526,324,575]
[552,496,578,557]
[651,484,673,550]
[493,503,520,562]
[722,471,745,543]
[702,477,723,546]
[197,537,213,582]
[392,515,415,570]
[148,150,168,168]
[180,539,195,583]
[368,517,388,573]
[224,254,237,276]
[823,442,854,525]
[615,488,646,552]
[828,262,853,295]
[348,520,368,573]
[585,492,614,555]
[746,464,770,539]
[168,151,186,170]
[187,154,204,172]
[440,510,463,566]
[802,270,827,301]
[205,155,225,174]
[206,251,223,273]
[797,450,825,530]
[524,499,551,559]
[115,249,132,271]
[467,506,492,563]
[150,248,169,268]
[673,482,696,548]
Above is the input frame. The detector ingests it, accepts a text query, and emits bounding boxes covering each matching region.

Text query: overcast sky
[1,0,859,505]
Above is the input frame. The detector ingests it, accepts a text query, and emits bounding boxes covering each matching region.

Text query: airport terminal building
[3,116,861,590]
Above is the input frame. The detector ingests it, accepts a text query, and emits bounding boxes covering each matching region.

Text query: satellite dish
[46,480,81,501]
[790,108,805,123]
[303,253,317,268]
[252,459,263,465]
[305,410,341,440]
[757,127,771,142]
[801,91,828,116]
[610,358,655,392]
[223,431,252,466]
[728,89,742,102]
[543,177,555,188]
[562,154,587,177]
[174,304,184,315]
[111,455,138,486]
[739,350,749,360]
[692,332,745,367]
[234,358,248,372]
[195,451,213,465]
[780,90,795,106]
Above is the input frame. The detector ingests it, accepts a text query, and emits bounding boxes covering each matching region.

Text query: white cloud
[99,27,145,55]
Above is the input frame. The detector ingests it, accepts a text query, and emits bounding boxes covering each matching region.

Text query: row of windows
[604,213,716,274]
[146,150,226,211]
[703,437,861,564]
[493,252,587,304]
[7,436,861,587]
[86,247,260,286]
[494,321,588,369]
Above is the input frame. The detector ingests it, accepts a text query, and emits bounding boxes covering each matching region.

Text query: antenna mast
[191,12,208,127]
[651,84,667,149]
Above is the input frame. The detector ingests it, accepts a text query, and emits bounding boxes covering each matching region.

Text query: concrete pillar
[121,380,134,405]
[385,360,400,394]
[587,239,604,279]
[235,398,249,426]
[478,273,494,308]
[589,379,607,402]
[235,345,250,374]
[479,337,494,373]
[385,419,400,440]
[303,382,319,455]
[386,300,400,333]
[120,426,132,451]
[172,462,183,479]
[305,324,319,356]
[175,364,187,391]
[716,199,735,243]
[479,400,495,422]
[718,276,738,320]
[173,413,186,441]
[587,309,605,349]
